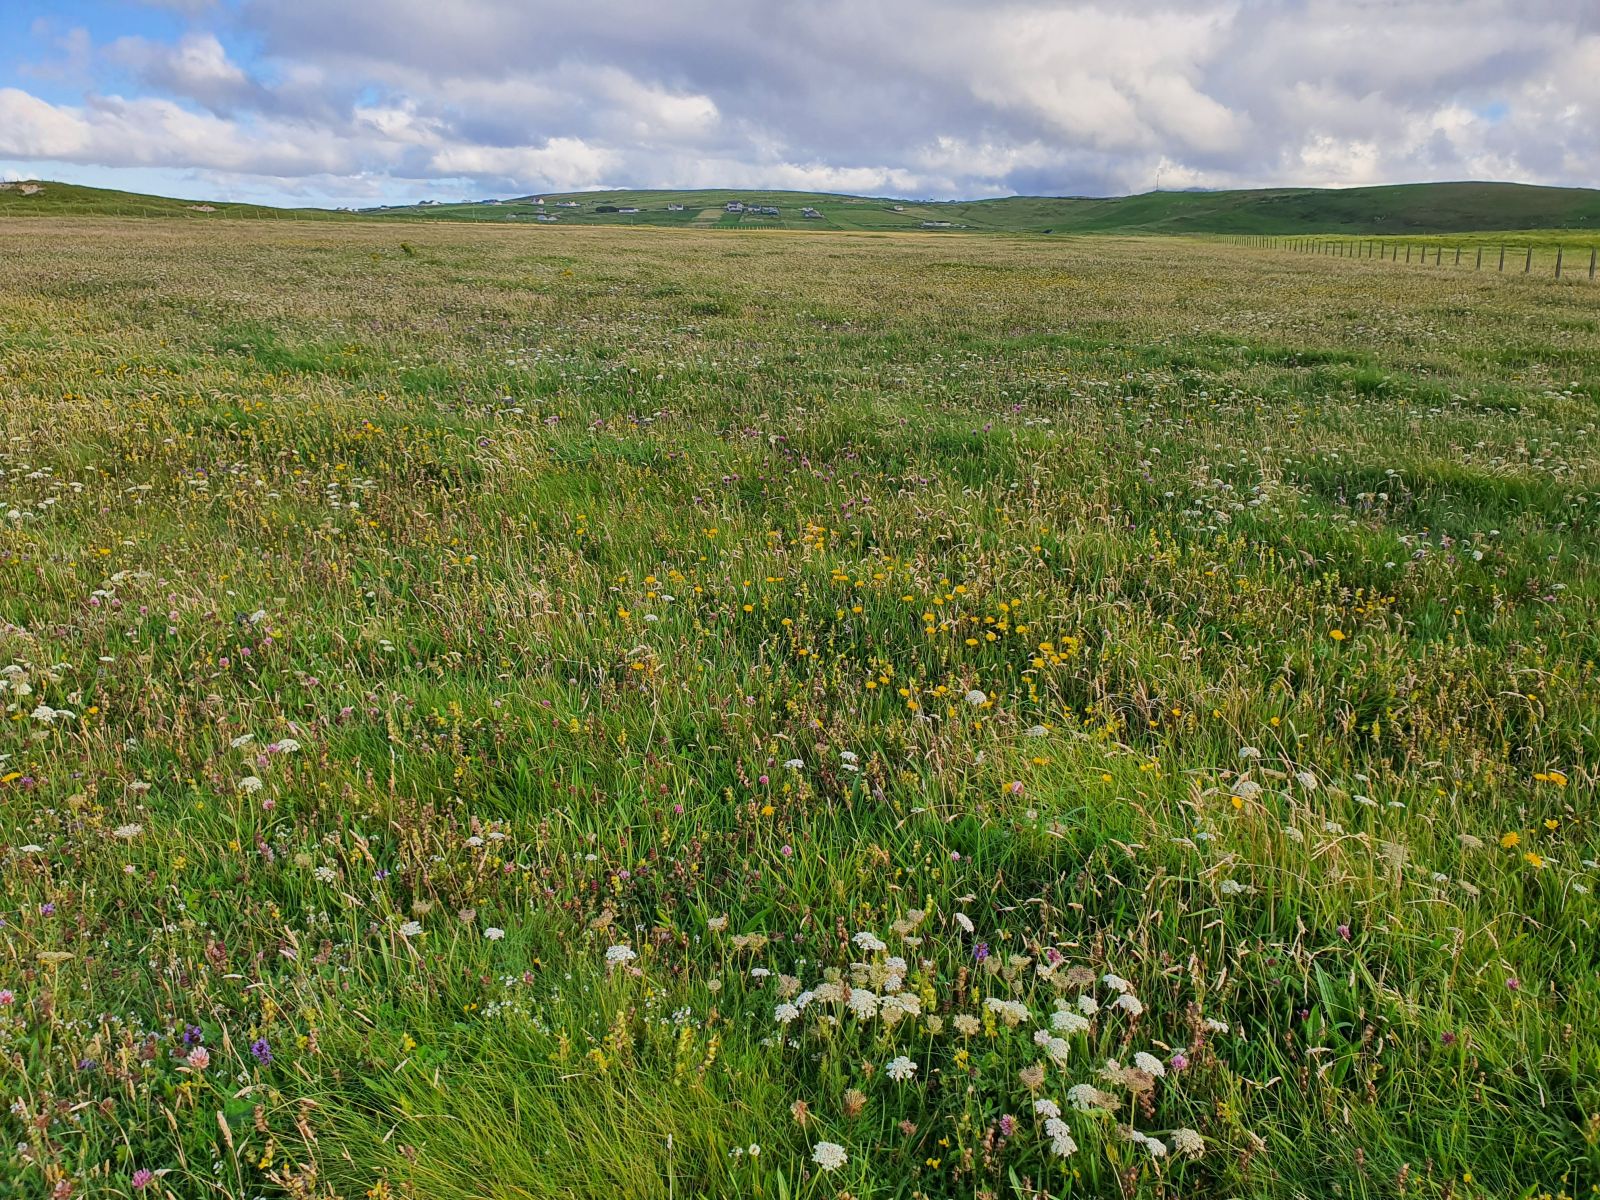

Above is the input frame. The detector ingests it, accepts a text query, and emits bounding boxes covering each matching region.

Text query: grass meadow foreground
[0,220,1597,1200]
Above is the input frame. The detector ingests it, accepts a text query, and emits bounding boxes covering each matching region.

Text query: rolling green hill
[0,179,344,221]
[6,178,1600,236]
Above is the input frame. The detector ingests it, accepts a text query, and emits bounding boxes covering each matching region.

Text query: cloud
[0,0,1595,204]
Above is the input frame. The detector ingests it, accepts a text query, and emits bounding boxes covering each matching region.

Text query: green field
[9,177,1600,238]
[1,217,1597,1199]
[369,180,1600,236]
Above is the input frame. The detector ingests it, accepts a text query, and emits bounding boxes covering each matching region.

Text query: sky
[0,0,1596,207]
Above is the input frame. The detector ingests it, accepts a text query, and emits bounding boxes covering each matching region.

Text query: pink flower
[186,1046,210,1071]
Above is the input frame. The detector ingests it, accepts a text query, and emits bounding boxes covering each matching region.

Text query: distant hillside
[365,181,1600,236]
[6,178,1600,236]
[0,180,344,221]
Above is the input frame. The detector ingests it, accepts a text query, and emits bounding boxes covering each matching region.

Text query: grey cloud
[4,0,1597,201]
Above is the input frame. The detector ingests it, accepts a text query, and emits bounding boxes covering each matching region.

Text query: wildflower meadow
[0,218,1596,1199]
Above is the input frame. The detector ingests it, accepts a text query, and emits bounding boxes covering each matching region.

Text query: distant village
[361,195,964,228]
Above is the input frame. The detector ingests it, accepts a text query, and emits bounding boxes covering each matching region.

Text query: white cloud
[0,0,1594,203]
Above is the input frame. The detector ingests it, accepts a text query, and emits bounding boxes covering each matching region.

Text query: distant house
[725,201,745,212]
[920,220,956,229]
[667,204,685,212]
[801,207,822,220]
[532,197,545,205]
[618,207,641,214]
[536,214,558,222]
[891,205,905,212]
[556,200,579,208]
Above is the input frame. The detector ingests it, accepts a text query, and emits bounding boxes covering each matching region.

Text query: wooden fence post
[1499,245,1505,272]
[1406,245,1411,263]
[1555,247,1563,279]
[1590,247,1597,281]
[1454,247,1461,266]
[1524,247,1532,274]
[1475,247,1482,270]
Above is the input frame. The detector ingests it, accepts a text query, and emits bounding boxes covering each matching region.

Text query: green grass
[0,217,1596,1200]
[10,177,1600,236]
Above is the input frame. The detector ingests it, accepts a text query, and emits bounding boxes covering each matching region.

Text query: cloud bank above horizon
[1,0,1596,207]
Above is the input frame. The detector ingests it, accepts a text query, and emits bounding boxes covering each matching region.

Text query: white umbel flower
[885,1055,917,1082]
[811,1141,847,1171]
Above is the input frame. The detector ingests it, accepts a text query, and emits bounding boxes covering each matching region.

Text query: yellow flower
[1329,629,1346,641]
[1499,832,1520,849]
[1524,852,1545,869]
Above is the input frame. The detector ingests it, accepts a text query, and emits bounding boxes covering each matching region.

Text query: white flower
[1171,1128,1205,1158]
[398,921,422,938]
[1025,724,1047,738]
[1238,745,1261,758]
[1133,1052,1166,1077]
[236,776,264,794]
[1042,1036,1071,1065]
[1113,993,1144,1016]
[1295,770,1318,790]
[783,758,804,770]
[314,865,338,883]
[1220,879,1247,896]
[112,824,143,840]
[1232,779,1262,799]
[1077,994,1099,1016]
[984,997,1031,1027]
[1101,972,1130,993]
[1203,1017,1230,1034]
[774,1003,800,1025]
[886,1055,917,1082]
[881,992,921,1022]
[605,944,637,965]
[1043,1117,1078,1157]
[852,931,887,953]
[1033,1098,1061,1119]
[1052,1008,1090,1034]
[846,989,880,1019]
[838,750,858,764]
[272,738,302,754]
[964,689,988,707]
[483,927,505,941]
[811,1141,848,1171]
[1066,1083,1105,1111]
[954,912,974,933]
[229,734,255,749]
[1142,1135,1168,1158]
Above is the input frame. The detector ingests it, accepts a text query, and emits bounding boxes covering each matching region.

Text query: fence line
[1228,235,1598,282]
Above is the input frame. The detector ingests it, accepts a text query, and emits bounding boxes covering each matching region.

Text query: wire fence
[1228,235,1599,282]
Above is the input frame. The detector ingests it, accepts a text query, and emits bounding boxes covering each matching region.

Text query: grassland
[9,177,1600,238]
[0,218,1597,1200]
[364,180,1600,236]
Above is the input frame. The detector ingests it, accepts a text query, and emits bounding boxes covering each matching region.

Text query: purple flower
[250,1037,272,1065]
[131,1169,155,1190]
[181,1023,203,1047]
[973,942,990,962]
[39,903,55,917]
[1170,1052,1189,1072]
[1337,924,1351,941]
[1440,1031,1457,1047]
[998,1114,1016,1136]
